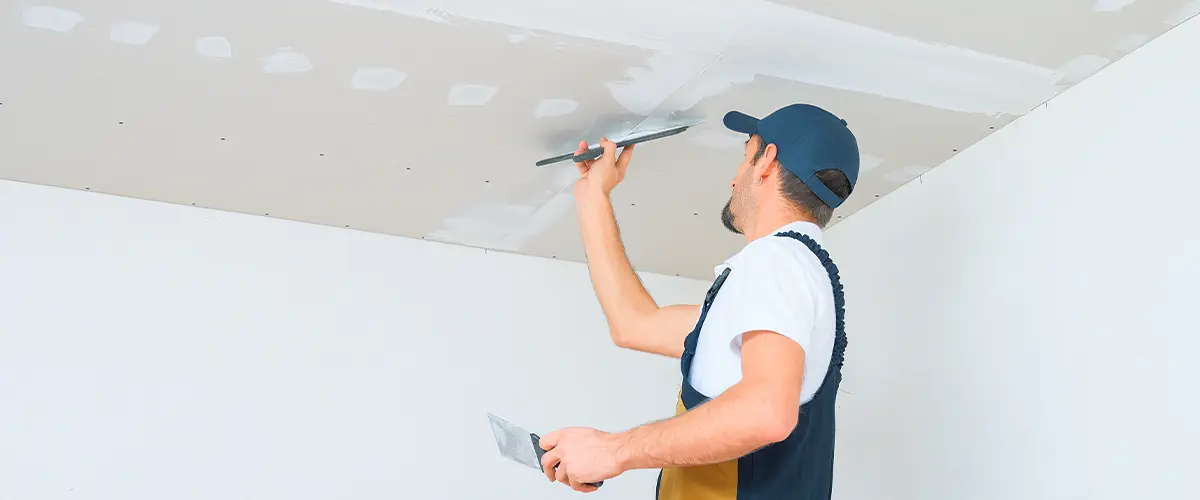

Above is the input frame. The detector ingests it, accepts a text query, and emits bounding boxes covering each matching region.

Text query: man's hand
[538,427,627,493]
[573,138,635,201]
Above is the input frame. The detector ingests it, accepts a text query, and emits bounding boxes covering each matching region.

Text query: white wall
[824,15,1200,500]
[0,180,708,499]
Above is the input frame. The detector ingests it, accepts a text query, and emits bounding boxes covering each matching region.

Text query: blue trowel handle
[531,432,604,488]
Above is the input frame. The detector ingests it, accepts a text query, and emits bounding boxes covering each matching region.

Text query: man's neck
[744,211,812,242]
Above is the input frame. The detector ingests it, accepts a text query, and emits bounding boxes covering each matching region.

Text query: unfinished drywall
[822,14,1200,500]
[0,180,708,499]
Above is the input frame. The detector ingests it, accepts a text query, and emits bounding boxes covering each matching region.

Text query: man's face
[721,136,762,235]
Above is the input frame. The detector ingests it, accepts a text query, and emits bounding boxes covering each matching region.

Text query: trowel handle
[531,433,604,488]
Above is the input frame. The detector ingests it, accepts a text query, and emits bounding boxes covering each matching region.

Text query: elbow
[752,405,799,445]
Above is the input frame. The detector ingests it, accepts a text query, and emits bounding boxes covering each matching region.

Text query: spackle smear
[1095,0,1139,12]
[196,37,232,59]
[1165,0,1200,25]
[1113,34,1150,53]
[859,154,885,174]
[447,84,498,106]
[427,165,579,251]
[1054,55,1110,84]
[21,6,83,33]
[325,0,1068,117]
[351,67,408,90]
[261,47,313,74]
[884,165,932,183]
[534,98,578,118]
[109,21,159,45]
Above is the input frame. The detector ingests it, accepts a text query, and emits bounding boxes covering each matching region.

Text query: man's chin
[720,204,742,235]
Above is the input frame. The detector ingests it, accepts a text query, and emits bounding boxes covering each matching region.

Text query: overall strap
[773,231,847,374]
[679,267,731,378]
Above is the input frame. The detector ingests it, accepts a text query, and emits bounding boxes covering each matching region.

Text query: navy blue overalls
[656,230,848,500]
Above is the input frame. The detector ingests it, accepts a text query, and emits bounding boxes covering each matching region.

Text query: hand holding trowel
[487,413,606,490]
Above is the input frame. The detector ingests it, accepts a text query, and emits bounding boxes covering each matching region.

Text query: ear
[755,143,780,179]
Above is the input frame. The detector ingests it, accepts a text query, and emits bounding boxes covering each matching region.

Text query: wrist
[611,428,642,471]
[576,188,612,212]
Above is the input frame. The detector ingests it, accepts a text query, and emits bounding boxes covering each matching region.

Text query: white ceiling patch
[859,154,885,174]
[351,67,408,90]
[426,165,580,251]
[448,84,498,106]
[1113,34,1151,53]
[21,5,83,33]
[261,47,313,74]
[534,98,578,118]
[884,165,932,184]
[109,21,159,45]
[1165,0,1200,26]
[327,0,1066,117]
[1054,55,1110,84]
[1094,0,1140,12]
[195,37,232,59]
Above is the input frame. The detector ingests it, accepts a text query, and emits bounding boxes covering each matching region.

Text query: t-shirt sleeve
[722,238,817,355]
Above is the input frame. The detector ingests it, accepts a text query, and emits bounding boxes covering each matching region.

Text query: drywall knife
[534,122,697,167]
[486,412,604,488]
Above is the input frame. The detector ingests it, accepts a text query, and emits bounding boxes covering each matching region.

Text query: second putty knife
[487,412,604,488]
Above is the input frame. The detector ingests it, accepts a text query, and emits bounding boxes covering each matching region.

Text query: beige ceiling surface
[2,0,1196,279]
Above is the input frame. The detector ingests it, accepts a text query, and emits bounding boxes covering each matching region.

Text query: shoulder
[731,234,823,279]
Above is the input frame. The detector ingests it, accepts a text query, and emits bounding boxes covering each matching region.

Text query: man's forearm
[613,383,794,470]
[576,193,659,337]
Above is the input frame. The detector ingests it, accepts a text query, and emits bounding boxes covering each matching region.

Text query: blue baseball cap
[723,103,860,209]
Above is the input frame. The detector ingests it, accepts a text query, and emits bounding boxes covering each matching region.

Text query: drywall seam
[326,0,1065,117]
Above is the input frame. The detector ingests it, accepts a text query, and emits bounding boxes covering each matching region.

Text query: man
[538,103,858,499]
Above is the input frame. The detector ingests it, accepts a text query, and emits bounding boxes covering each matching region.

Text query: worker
[536,103,860,499]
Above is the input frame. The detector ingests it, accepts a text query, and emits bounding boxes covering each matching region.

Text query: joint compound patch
[447,84,498,106]
[325,0,1071,117]
[534,98,578,118]
[884,165,932,184]
[109,21,160,45]
[1054,55,1110,84]
[21,5,83,33]
[1113,34,1151,53]
[1095,0,1140,12]
[1166,0,1200,26]
[426,164,580,251]
[261,47,313,73]
[196,37,232,58]
[351,67,408,90]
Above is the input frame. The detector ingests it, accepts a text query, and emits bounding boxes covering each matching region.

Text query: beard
[721,198,741,234]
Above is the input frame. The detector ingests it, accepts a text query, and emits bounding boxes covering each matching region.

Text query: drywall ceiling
[2,0,1197,279]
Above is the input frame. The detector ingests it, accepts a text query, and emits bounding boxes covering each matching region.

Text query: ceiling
[3,0,1197,279]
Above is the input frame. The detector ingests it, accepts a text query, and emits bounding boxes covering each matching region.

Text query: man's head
[719,104,860,236]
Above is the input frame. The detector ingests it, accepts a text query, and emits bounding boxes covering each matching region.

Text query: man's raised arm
[573,139,699,358]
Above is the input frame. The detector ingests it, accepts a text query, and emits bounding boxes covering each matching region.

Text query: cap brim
[722,111,760,135]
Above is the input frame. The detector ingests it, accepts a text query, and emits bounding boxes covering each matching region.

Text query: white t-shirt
[687,221,836,405]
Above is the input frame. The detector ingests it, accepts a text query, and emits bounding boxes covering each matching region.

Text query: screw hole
[220,137,226,141]
[191,202,196,206]
[406,167,411,171]
[118,121,124,125]
[952,149,958,152]
[84,187,91,190]
[485,180,490,183]
[693,212,698,216]
[319,153,325,157]
[344,225,350,228]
